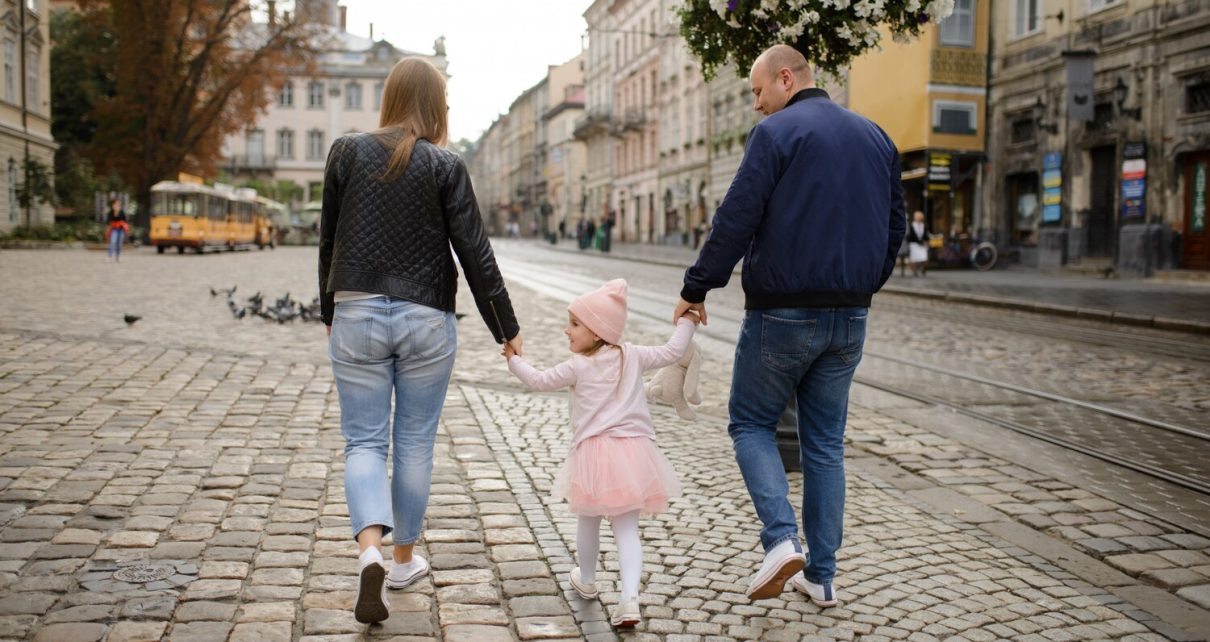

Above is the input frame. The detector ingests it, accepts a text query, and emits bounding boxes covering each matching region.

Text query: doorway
[1087,145,1117,258]
[1185,151,1210,270]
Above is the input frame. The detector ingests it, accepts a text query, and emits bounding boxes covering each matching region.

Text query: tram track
[498,256,1210,497]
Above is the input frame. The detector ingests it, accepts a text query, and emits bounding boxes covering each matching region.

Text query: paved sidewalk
[544,239,1210,332]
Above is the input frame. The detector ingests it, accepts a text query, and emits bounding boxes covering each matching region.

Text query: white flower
[805,10,820,23]
[710,0,730,18]
[761,0,780,10]
[906,0,922,12]
[926,0,956,20]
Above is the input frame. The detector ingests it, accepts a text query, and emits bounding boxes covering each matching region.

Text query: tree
[675,0,956,81]
[82,0,319,234]
[50,7,120,217]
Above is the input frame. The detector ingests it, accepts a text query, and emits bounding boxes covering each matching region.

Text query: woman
[906,210,929,277]
[106,199,129,262]
[319,57,523,625]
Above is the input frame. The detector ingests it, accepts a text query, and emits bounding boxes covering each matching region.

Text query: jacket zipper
[488,299,506,340]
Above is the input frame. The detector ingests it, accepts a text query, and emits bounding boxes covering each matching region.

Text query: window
[3,39,12,103]
[277,129,294,159]
[1013,0,1039,37]
[1186,80,1210,115]
[278,81,294,107]
[1010,117,1036,144]
[940,0,975,46]
[374,82,384,110]
[933,100,977,134]
[25,46,37,109]
[308,81,323,108]
[307,130,325,159]
[1088,0,1121,12]
[247,129,265,163]
[345,82,362,109]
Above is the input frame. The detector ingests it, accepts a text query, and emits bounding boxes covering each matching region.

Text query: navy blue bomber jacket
[682,88,906,309]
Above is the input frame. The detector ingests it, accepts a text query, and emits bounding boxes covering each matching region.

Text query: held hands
[501,333,523,360]
[673,298,708,326]
[680,309,702,325]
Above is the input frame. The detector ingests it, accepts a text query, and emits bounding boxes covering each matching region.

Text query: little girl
[504,279,697,628]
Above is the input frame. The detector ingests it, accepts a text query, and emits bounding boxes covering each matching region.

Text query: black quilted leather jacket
[319,133,519,343]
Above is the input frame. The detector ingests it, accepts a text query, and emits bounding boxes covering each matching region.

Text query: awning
[901,168,927,181]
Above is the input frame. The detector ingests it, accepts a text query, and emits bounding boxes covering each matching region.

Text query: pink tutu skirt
[553,435,682,517]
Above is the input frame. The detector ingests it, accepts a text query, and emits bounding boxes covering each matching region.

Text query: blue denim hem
[351,520,393,542]
[765,534,800,553]
[391,532,421,546]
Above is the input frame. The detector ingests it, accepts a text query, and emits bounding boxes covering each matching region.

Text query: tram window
[153,193,201,216]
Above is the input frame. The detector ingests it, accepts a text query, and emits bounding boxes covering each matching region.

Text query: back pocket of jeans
[329,316,372,362]
[407,312,453,360]
[840,315,867,365]
[760,314,816,371]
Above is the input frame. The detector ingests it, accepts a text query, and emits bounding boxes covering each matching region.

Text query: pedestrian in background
[105,199,129,262]
[319,56,523,625]
[906,210,929,277]
[674,44,904,607]
[582,218,596,250]
[504,279,697,629]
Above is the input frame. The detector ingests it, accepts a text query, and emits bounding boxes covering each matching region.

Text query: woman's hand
[326,325,331,337]
[680,310,702,325]
[505,333,523,358]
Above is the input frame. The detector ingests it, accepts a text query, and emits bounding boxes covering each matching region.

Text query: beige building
[657,27,709,245]
[542,54,587,237]
[220,0,448,210]
[574,0,616,231]
[1,0,54,233]
[985,0,1210,272]
[609,0,661,243]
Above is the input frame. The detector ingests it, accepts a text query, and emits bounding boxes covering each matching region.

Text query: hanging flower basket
[674,0,956,81]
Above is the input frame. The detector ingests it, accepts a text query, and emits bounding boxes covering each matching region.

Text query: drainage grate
[112,564,176,584]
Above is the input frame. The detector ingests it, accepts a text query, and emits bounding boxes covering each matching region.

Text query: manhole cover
[113,565,175,583]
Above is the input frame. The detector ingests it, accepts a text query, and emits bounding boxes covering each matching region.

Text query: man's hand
[502,342,516,359]
[673,298,707,326]
[326,325,331,337]
[680,309,702,325]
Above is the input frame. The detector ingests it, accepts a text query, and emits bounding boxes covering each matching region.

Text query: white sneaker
[610,598,641,628]
[354,558,390,623]
[791,574,839,607]
[567,566,598,599]
[386,554,429,590]
[746,539,806,600]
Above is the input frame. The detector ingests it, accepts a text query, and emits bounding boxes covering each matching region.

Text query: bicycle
[934,234,998,271]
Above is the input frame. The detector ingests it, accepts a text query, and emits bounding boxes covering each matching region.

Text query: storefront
[1185,150,1210,269]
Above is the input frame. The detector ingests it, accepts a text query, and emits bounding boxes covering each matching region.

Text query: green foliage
[238,178,304,205]
[675,0,954,81]
[0,220,105,242]
[16,158,56,210]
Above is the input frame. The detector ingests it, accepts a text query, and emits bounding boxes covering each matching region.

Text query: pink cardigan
[507,318,696,449]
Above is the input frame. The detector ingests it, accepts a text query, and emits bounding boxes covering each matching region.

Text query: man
[673,45,905,606]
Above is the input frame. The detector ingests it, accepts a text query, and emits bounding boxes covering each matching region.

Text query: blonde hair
[374,58,449,181]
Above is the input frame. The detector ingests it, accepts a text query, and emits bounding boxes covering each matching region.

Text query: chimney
[267,0,276,26]
[339,5,347,32]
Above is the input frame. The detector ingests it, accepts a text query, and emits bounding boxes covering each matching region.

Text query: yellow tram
[150,181,286,254]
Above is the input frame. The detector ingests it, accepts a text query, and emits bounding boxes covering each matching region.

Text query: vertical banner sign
[1042,153,1063,224]
[928,152,952,192]
[1121,142,1146,220]
[1194,162,1207,234]
[1064,50,1096,123]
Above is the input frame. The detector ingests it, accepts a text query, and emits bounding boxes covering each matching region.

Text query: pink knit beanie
[568,279,628,345]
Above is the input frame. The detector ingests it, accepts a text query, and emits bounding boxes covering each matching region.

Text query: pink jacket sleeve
[508,355,577,391]
[630,318,696,372]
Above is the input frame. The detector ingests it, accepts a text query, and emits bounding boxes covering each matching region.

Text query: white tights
[576,510,641,601]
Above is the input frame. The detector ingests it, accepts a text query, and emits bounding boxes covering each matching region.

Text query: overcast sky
[338,0,593,143]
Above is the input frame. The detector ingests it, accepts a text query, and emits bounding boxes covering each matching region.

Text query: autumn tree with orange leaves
[78,0,319,234]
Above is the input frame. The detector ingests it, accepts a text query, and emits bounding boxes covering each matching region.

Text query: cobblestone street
[0,246,1208,641]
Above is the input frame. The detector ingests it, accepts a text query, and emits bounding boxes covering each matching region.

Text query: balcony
[623,107,647,131]
[226,154,277,171]
[573,107,613,141]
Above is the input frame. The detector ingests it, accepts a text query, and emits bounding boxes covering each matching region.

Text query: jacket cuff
[680,286,708,304]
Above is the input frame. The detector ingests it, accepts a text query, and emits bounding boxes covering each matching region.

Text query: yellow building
[848,0,988,242]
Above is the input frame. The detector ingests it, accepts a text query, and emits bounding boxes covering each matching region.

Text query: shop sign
[928,152,951,192]
[1193,161,1207,234]
[1121,142,1146,220]
[1042,153,1062,224]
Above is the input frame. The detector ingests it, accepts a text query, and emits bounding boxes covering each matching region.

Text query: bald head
[749,45,815,116]
[753,45,814,85]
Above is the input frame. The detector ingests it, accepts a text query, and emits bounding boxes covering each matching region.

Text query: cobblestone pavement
[0,247,1207,641]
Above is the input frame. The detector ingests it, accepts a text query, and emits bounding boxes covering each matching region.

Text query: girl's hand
[502,342,517,359]
[680,310,701,325]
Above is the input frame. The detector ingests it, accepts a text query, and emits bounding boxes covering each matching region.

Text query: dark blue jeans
[728,307,867,584]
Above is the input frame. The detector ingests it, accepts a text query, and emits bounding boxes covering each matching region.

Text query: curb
[537,240,1210,336]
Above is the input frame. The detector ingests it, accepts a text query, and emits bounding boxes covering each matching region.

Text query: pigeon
[209,287,219,297]
[233,307,247,319]
[455,313,467,321]
[124,314,141,325]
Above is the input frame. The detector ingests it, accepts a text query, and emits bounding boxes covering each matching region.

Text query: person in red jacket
[105,199,129,262]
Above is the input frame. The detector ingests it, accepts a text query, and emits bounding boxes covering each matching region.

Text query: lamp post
[1113,77,1142,121]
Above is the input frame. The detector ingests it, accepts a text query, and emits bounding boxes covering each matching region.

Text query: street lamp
[1033,97,1059,135]
[1113,77,1142,121]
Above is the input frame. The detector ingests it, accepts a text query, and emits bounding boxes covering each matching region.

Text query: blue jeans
[728,307,867,584]
[329,296,457,543]
[107,228,125,259]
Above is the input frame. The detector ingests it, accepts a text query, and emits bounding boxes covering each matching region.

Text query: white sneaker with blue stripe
[791,574,839,607]
[746,539,806,600]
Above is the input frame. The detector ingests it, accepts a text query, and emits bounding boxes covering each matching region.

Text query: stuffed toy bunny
[645,340,702,420]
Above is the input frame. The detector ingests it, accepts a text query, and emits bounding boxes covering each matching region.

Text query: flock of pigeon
[210,286,324,323]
